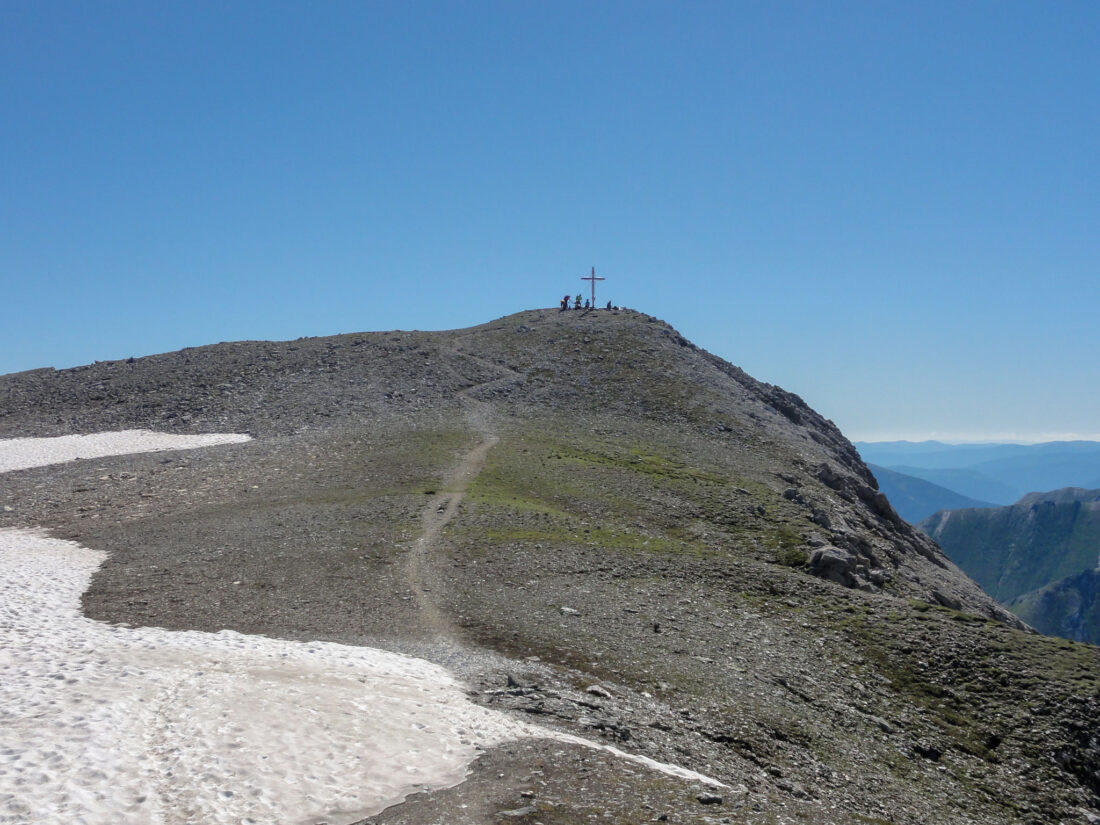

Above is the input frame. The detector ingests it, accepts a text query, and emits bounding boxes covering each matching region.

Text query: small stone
[870,716,894,734]
[497,805,536,818]
[586,684,612,699]
[697,792,723,805]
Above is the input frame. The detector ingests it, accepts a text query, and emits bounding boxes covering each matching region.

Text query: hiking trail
[404,355,522,638]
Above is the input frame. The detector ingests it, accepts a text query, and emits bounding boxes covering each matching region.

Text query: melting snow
[0,528,535,824]
[0,430,251,474]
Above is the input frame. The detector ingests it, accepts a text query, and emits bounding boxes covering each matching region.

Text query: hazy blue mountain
[857,440,1100,508]
[855,441,1034,470]
[918,488,1100,605]
[888,465,1022,506]
[857,440,1100,477]
[970,449,1100,497]
[867,464,995,523]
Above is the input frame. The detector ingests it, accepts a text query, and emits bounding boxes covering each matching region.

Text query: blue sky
[2,1,1097,442]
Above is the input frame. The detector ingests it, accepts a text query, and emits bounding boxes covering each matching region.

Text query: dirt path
[403,347,529,637]
[404,390,501,638]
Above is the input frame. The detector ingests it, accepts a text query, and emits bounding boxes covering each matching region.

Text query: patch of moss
[766,524,807,567]
[465,487,571,517]
[775,545,809,567]
[474,524,704,557]
[552,443,727,486]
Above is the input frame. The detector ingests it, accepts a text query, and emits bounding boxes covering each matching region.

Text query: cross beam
[581,266,605,307]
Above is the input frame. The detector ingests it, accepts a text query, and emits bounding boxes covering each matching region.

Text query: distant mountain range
[861,441,1100,644]
[919,488,1100,643]
[866,464,994,523]
[857,439,1100,472]
[884,466,1020,507]
[857,440,1100,507]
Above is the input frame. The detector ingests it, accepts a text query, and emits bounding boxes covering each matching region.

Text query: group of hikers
[559,294,613,311]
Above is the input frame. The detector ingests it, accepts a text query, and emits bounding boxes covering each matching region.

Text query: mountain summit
[3,308,1099,824]
[0,309,1020,623]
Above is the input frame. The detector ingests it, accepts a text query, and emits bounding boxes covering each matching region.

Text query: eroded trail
[405,399,498,638]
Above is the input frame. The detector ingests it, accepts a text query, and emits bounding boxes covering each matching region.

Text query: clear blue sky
[2,1,1097,442]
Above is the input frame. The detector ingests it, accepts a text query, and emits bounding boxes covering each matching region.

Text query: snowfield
[0,429,251,474]
[0,528,535,825]
[0,431,721,825]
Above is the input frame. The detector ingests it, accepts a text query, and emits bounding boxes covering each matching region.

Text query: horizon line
[849,432,1100,445]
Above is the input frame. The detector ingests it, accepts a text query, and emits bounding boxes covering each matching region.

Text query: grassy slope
[920,500,1100,604]
[432,413,1100,824]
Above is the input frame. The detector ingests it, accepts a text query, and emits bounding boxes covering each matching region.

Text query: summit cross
[581,266,605,307]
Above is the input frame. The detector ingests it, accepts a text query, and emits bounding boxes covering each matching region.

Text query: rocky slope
[4,308,1100,825]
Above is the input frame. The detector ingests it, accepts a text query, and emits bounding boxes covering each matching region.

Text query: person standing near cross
[581,266,605,309]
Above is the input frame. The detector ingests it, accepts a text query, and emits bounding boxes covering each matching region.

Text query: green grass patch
[551,443,727,486]
[475,524,704,557]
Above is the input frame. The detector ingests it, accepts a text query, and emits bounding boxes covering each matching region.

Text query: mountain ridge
[0,309,1015,622]
[919,488,1100,605]
[920,486,1100,645]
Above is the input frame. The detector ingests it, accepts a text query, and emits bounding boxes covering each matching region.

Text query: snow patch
[0,429,251,473]
[0,528,532,824]
[0,529,723,824]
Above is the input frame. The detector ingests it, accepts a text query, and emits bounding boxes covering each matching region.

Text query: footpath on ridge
[403,347,524,639]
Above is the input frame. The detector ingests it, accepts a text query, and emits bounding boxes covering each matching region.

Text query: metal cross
[581,266,605,308]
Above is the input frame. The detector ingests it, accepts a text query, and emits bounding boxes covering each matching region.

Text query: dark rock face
[2,307,1097,825]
